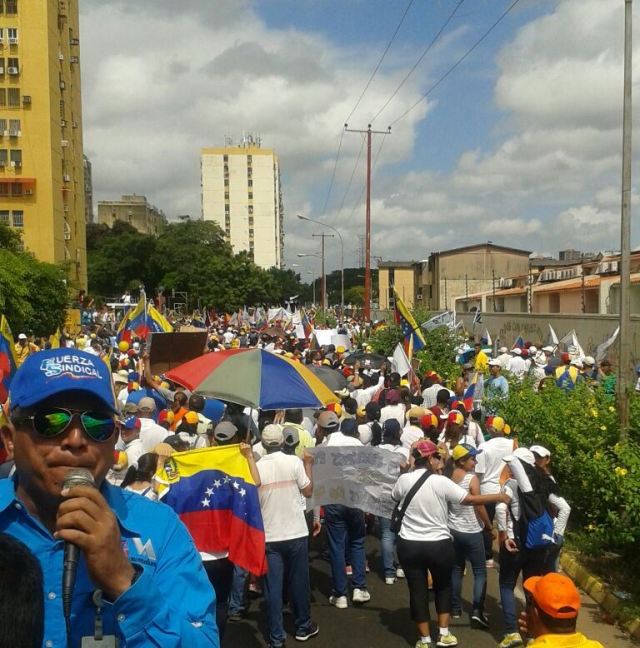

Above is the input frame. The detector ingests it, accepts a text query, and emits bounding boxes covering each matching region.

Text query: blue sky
[80,1,636,274]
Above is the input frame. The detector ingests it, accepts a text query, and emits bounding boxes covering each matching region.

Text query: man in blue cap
[0,348,218,647]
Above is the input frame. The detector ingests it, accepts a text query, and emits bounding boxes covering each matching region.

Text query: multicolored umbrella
[165,348,338,410]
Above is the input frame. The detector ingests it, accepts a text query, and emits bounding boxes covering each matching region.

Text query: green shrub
[494,381,640,559]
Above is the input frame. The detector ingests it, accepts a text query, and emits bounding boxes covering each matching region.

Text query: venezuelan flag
[463,372,478,411]
[393,289,425,355]
[157,445,266,576]
[146,304,173,335]
[0,315,17,402]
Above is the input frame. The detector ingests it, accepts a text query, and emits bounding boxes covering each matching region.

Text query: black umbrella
[307,365,348,391]
[342,351,386,370]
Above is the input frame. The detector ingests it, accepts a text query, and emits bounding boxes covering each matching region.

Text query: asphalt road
[224,536,638,648]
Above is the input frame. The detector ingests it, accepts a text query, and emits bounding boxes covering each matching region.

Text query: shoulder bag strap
[397,470,432,519]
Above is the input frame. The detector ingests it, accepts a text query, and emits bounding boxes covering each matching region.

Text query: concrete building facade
[0,0,87,287]
[378,261,419,309]
[201,137,284,269]
[97,194,166,236]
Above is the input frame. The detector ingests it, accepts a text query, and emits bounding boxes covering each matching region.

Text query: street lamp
[297,252,323,308]
[297,214,344,317]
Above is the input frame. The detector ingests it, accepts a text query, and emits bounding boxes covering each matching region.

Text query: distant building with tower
[97,194,166,236]
[200,134,284,269]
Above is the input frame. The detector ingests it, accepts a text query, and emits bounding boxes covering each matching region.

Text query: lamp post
[297,214,344,317]
[297,252,322,308]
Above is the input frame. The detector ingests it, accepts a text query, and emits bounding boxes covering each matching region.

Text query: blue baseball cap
[9,349,118,413]
[123,415,141,430]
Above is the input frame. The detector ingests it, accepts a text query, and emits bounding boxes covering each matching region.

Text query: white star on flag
[239,488,246,497]
[201,497,211,507]
[213,479,221,488]
[232,481,239,490]
[205,487,214,496]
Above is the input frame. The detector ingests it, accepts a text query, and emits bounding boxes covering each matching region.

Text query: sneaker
[450,609,462,619]
[414,640,433,648]
[485,559,494,569]
[295,622,319,641]
[352,588,371,604]
[396,567,405,579]
[345,565,353,576]
[436,633,458,647]
[329,595,348,609]
[385,577,396,585]
[227,611,244,622]
[471,610,489,629]
[498,633,524,648]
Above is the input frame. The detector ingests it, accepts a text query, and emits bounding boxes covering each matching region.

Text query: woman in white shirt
[120,452,159,500]
[448,444,493,629]
[392,440,506,648]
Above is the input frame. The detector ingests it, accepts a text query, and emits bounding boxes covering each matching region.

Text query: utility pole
[581,253,586,315]
[313,232,334,311]
[618,0,633,439]
[345,123,391,321]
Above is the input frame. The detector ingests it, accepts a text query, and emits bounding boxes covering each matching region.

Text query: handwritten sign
[307,446,404,518]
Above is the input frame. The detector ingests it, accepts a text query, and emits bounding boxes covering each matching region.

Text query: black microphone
[62,468,95,624]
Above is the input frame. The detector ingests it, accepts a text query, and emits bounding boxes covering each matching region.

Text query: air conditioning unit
[61,139,69,147]
[0,68,5,75]
[63,205,69,213]
[23,188,33,195]
[63,174,71,182]
[71,121,78,128]
[22,95,31,105]
[8,37,18,45]
[2,131,7,137]
[70,38,80,46]
[58,53,64,61]
[60,119,66,127]
[59,81,65,89]
[64,232,71,241]
[70,56,78,64]
[7,67,18,75]
[0,161,6,168]
[11,160,21,168]
[9,130,19,137]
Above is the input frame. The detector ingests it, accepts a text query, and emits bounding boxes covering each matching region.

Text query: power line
[332,133,366,224]
[389,0,522,127]
[320,128,345,215]
[372,0,465,123]
[344,0,416,125]
[348,134,388,222]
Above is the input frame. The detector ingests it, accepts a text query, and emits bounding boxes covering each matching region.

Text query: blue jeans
[324,504,367,595]
[451,529,487,613]
[262,536,313,646]
[378,516,397,578]
[228,565,248,615]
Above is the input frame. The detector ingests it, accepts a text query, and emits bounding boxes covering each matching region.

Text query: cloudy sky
[80,0,638,276]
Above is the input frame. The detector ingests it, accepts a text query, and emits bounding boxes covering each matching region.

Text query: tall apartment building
[83,154,92,222]
[97,194,166,237]
[0,0,87,287]
[201,136,284,269]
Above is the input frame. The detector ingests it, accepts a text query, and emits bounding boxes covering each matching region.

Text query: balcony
[0,177,36,197]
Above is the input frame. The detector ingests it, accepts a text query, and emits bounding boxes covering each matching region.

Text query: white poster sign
[307,445,404,518]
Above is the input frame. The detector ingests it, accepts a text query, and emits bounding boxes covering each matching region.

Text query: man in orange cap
[520,573,603,647]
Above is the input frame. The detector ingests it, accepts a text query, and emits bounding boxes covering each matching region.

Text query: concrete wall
[455,312,639,363]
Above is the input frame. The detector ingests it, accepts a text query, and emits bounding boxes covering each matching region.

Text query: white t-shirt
[378,443,410,462]
[325,432,363,447]
[448,472,482,534]
[380,403,405,428]
[123,438,145,469]
[421,383,443,408]
[139,418,169,453]
[392,470,467,541]
[358,422,375,445]
[475,436,516,494]
[400,424,423,449]
[257,452,310,542]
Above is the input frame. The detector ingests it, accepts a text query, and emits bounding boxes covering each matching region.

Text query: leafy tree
[344,285,365,306]
[0,225,68,336]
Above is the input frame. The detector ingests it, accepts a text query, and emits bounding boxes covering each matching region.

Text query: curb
[560,551,640,640]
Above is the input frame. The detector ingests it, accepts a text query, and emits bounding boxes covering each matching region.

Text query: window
[0,149,7,166]
[248,179,253,188]
[10,148,21,166]
[7,57,18,74]
[10,182,21,196]
[7,88,19,106]
[5,1,18,16]
[11,210,23,227]
[224,177,228,187]
[0,119,6,133]
[7,28,17,43]
[224,203,229,213]
[248,205,253,215]
[248,192,253,200]
[223,154,228,163]
[247,155,252,164]
[0,183,8,196]
[9,118,19,135]
[0,89,5,107]
[0,211,8,225]
[0,29,3,43]
[0,58,4,74]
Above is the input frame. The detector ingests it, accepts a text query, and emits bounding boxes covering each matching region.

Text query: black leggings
[397,537,455,623]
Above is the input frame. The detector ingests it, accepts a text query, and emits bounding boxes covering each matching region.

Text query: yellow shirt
[528,632,604,648]
[14,342,38,367]
[474,350,489,373]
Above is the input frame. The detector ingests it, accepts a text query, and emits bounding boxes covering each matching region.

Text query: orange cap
[523,573,581,619]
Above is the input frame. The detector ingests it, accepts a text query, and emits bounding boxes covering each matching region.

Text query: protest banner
[307,445,404,518]
[148,331,208,376]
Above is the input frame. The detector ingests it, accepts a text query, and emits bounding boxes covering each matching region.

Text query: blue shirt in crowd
[0,478,219,647]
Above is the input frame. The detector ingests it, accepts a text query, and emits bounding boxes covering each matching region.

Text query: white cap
[529,345,538,354]
[583,355,595,366]
[17,333,27,340]
[504,447,535,466]
[499,346,508,353]
[530,445,551,458]
[488,359,501,367]
[511,347,522,355]
[542,346,554,353]
[570,357,583,368]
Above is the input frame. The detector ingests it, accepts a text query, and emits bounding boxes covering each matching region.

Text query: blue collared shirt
[0,478,219,647]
